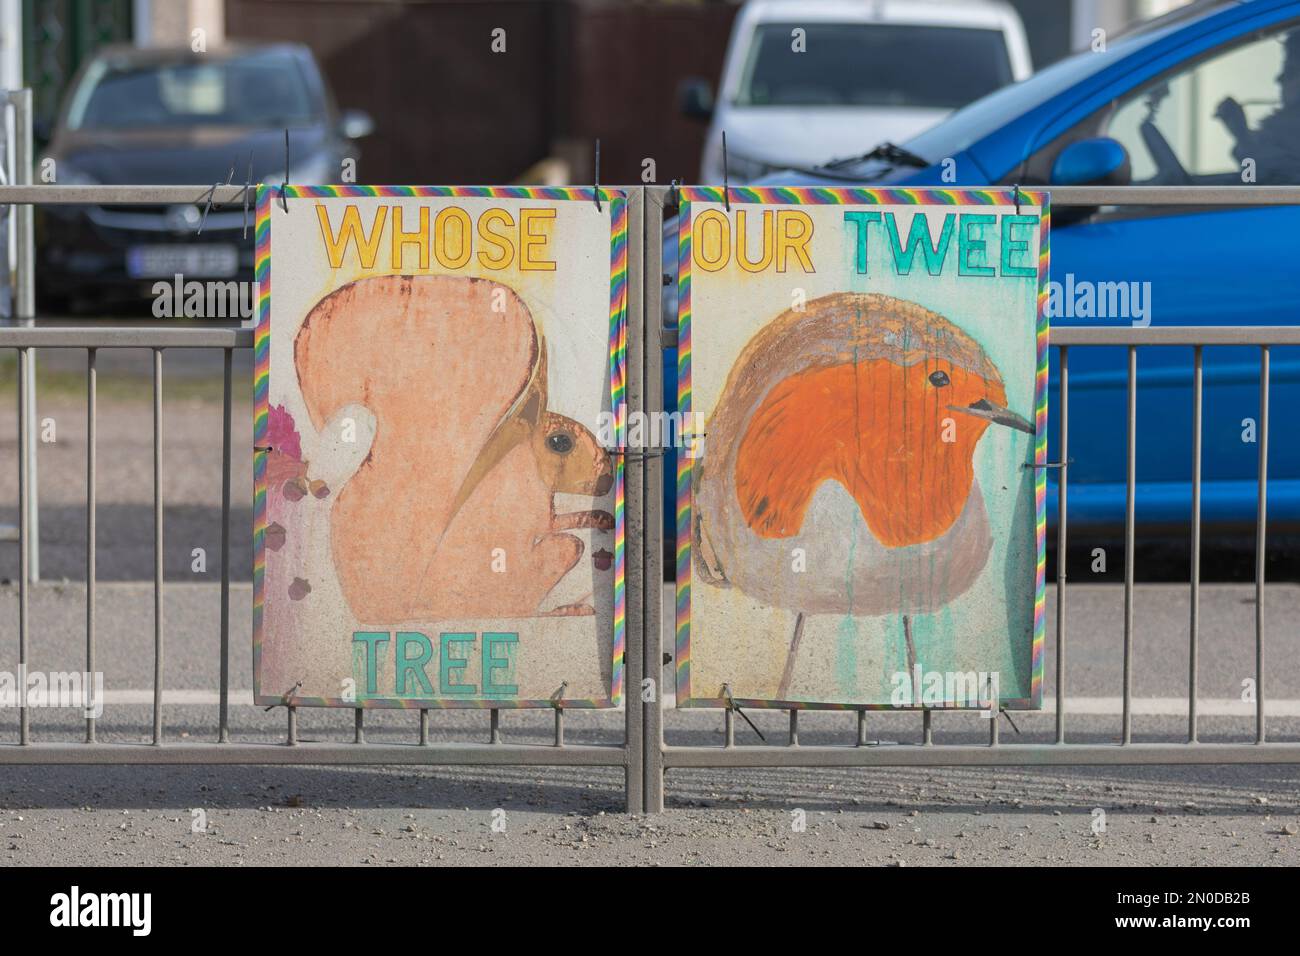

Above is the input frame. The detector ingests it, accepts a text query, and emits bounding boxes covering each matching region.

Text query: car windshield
[902,9,1201,164]
[735,22,1014,109]
[67,50,317,130]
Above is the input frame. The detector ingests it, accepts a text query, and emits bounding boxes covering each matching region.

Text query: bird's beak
[949,398,1035,435]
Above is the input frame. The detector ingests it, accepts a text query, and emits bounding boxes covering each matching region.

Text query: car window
[902,9,1201,165]
[68,50,318,130]
[1104,24,1300,185]
[735,23,1012,110]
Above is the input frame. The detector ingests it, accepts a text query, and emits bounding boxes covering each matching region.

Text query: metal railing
[0,184,648,812]
[1,182,1297,817]
[639,184,1300,812]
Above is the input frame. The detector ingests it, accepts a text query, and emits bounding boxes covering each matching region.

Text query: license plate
[126,244,239,279]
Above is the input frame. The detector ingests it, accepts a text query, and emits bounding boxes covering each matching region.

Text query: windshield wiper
[820,141,930,171]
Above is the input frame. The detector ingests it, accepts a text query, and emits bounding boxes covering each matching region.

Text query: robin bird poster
[676,187,1048,711]
[253,186,629,709]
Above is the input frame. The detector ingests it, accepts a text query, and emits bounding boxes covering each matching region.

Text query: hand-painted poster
[254,185,628,709]
[676,187,1048,711]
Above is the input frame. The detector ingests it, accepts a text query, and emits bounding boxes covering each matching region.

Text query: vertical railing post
[13,90,38,583]
[16,345,29,743]
[642,185,668,812]
[1189,346,1202,743]
[86,348,97,743]
[1122,346,1136,745]
[1055,346,1068,744]
[152,348,164,745]
[219,348,232,743]
[1255,346,1269,744]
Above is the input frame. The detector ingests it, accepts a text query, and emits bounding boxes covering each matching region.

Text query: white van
[683,0,1033,182]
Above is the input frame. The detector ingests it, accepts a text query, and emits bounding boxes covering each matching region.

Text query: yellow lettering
[736,209,774,274]
[519,208,556,271]
[391,206,430,271]
[434,207,472,270]
[776,211,814,272]
[476,208,515,270]
[692,209,729,272]
[316,204,387,270]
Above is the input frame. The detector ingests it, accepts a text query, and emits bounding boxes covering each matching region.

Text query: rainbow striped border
[675,185,1050,711]
[252,184,628,709]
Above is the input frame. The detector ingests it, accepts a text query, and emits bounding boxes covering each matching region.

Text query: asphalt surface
[0,373,1297,866]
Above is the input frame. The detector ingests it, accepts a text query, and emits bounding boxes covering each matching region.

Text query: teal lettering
[481,632,519,697]
[395,631,434,695]
[885,212,954,276]
[352,631,389,695]
[958,214,996,276]
[1000,214,1037,277]
[842,211,882,275]
[439,633,475,696]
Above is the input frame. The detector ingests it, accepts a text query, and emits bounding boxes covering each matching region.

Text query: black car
[37,42,373,312]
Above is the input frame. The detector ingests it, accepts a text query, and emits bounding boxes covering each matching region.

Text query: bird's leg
[776,612,806,699]
[903,614,918,705]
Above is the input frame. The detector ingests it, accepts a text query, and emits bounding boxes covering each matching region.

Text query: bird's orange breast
[733,358,1004,548]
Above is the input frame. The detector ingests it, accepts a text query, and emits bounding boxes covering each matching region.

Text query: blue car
[662,0,1300,549]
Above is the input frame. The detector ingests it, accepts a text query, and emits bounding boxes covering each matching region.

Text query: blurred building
[0,0,1200,181]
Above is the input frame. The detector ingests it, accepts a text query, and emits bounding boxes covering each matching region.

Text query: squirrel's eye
[546,432,574,454]
[928,370,951,387]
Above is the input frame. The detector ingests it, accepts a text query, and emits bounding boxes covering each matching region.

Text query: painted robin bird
[693,292,1033,686]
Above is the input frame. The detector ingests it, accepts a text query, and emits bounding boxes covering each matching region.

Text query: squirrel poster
[254,188,627,709]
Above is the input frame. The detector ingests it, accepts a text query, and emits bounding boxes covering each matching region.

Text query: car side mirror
[678,78,714,122]
[1051,137,1130,187]
[339,109,375,140]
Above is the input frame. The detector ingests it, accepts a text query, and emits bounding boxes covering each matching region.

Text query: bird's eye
[546,432,574,454]
[928,370,951,387]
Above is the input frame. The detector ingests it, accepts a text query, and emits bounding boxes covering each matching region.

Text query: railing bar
[419,709,429,746]
[7,183,1300,208]
[0,328,255,349]
[1051,327,1300,346]
[152,348,164,745]
[554,706,565,748]
[724,707,734,749]
[219,349,232,743]
[354,708,365,744]
[1256,346,1269,745]
[922,708,933,746]
[856,709,867,746]
[490,708,501,745]
[17,347,29,744]
[1056,346,1068,744]
[86,348,97,744]
[1189,346,1202,743]
[3,326,1298,349]
[1122,346,1136,746]
[788,709,798,747]
[286,705,297,746]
